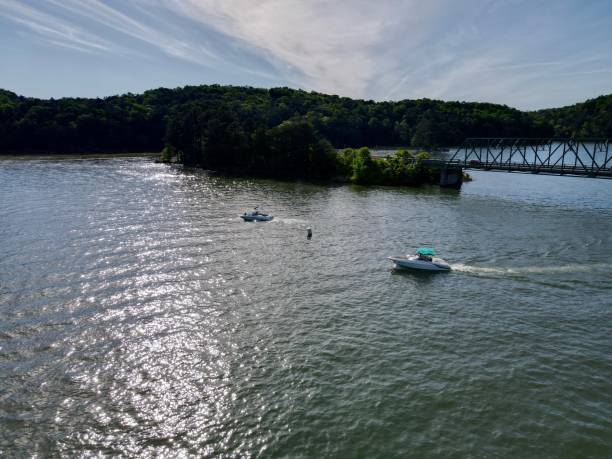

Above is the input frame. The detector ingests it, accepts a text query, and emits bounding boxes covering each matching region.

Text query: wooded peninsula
[1,85,610,185]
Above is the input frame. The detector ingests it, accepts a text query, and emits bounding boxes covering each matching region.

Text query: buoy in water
[307,227,312,239]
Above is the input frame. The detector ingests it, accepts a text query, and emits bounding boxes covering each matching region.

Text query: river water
[1,158,611,457]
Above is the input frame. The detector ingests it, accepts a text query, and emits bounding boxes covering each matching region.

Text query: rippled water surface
[1,158,611,457]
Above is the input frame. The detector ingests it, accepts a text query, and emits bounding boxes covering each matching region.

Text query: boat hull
[241,214,273,222]
[388,256,451,271]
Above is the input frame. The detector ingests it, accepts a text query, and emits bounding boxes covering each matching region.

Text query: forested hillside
[0,85,558,152]
[0,85,610,155]
[536,94,612,138]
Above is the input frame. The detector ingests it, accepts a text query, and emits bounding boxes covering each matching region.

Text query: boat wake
[272,217,308,225]
[452,262,612,277]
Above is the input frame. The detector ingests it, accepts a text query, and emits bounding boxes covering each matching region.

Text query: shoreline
[0,151,469,187]
[0,152,161,161]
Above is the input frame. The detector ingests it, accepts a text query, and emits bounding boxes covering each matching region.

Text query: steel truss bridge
[441,138,612,178]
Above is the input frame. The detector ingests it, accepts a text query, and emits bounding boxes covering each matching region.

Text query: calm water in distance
[1,158,611,457]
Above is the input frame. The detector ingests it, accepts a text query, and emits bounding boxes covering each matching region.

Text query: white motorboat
[240,208,273,222]
[388,247,451,272]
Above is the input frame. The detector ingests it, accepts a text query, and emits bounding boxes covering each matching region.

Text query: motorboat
[240,208,273,222]
[388,247,451,272]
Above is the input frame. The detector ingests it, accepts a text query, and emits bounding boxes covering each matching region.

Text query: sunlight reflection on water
[1,158,611,457]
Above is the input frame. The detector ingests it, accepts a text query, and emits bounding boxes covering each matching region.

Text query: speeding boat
[388,247,451,272]
[240,208,273,222]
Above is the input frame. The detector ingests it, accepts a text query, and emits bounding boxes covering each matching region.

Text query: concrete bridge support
[439,167,463,188]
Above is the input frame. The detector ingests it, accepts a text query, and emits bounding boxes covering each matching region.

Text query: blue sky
[1,0,611,110]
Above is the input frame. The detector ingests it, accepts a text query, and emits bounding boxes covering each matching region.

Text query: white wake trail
[452,262,612,276]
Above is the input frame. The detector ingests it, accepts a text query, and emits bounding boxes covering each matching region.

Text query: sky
[1,0,611,110]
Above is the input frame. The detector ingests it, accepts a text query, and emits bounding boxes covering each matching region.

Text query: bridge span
[370,138,611,188]
[443,138,612,178]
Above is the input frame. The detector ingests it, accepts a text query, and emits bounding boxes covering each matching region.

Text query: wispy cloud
[1,0,611,108]
[48,0,218,63]
[0,0,110,53]
[155,0,416,97]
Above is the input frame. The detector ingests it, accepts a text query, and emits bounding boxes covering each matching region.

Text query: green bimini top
[416,247,436,256]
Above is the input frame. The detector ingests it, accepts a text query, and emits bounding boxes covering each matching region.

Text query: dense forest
[536,94,612,139]
[2,84,610,156]
[1,85,610,183]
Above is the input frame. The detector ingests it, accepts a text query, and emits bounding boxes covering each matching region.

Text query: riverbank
[166,146,451,188]
[0,152,161,161]
[0,150,470,188]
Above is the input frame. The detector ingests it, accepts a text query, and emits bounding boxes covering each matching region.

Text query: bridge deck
[443,138,611,178]
[422,159,612,177]
[370,138,611,178]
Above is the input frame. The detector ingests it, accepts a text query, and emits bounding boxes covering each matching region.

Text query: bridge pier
[439,166,463,188]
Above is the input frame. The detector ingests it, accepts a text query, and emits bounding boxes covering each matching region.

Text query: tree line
[0,84,610,162]
[161,96,444,185]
